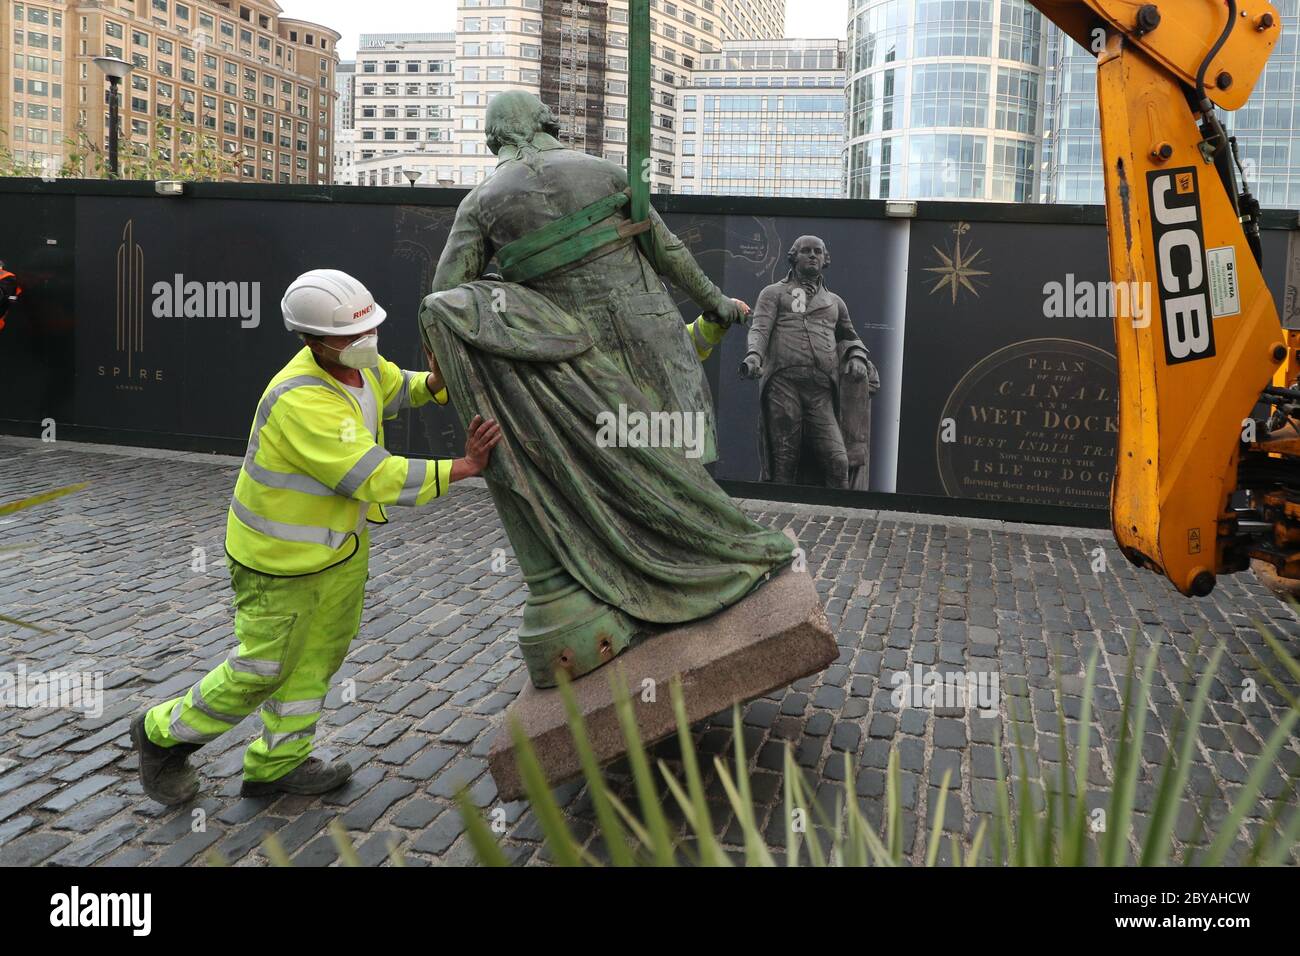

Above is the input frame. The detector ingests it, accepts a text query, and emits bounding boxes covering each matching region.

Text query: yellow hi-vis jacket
[226,346,453,576]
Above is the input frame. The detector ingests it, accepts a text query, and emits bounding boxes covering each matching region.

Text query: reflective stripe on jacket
[686,315,726,361]
[226,346,452,576]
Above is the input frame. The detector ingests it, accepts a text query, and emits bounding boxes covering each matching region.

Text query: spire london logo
[104,219,261,390]
[104,219,158,388]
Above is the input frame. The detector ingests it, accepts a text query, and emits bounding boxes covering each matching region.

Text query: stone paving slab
[1,435,1298,866]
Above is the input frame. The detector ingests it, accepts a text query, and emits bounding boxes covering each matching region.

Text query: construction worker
[131,269,501,805]
[686,299,750,363]
[0,261,21,332]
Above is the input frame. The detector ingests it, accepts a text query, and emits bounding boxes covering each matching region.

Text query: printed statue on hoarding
[741,235,880,489]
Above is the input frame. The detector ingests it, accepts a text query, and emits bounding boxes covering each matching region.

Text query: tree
[0,117,242,182]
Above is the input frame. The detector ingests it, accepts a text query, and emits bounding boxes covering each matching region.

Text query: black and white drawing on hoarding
[740,235,879,489]
[671,213,908,493]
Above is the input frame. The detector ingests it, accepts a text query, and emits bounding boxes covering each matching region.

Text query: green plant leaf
[925,768,952,867]
[714,755,776,866]
[0,613,54,634]
[455,788,511,867]
[0,482,88,517]
[1140,642,1225,866]
[556,671,634,866]
[1201,708,1300,865]
[886,746,902,864]
[261,833,292,867]
[668,678,724,866]
[609,668,674,865]
[328,819,362,867]
[508,714,584,867]
[1104,639,1159,866]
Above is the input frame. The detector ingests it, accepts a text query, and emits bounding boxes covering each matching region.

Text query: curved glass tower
[1043,4,1300,208]
[844,0,1046,201]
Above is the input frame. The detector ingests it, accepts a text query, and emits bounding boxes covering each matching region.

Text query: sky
[280,0,849,61]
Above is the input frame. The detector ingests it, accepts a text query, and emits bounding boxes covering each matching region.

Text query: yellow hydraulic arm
[1030,0,1290,596]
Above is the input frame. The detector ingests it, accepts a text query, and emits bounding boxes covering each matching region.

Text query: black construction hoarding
[1,181,1296,526]
[894,218,1119,512]
[59,195,463,459]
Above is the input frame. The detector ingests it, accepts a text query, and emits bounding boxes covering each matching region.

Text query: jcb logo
[1148,167,1213,364]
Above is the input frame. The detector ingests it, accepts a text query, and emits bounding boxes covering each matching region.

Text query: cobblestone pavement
[1,435,1298,867]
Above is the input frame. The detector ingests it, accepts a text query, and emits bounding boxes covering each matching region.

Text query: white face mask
[322,333,379,369]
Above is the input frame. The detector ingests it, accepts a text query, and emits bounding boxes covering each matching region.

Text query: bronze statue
[741,236,877,489]
[419,91,795,688]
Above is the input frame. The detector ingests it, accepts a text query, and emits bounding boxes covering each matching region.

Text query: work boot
[240,756,353,798]
[131,710,201,806]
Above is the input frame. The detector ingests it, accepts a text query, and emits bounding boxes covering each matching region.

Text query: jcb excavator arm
[1029,0,1289,596]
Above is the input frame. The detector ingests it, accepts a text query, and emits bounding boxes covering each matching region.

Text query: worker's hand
[740,354,763,380]
[845,357,868,381]
[423,345,445,395]
[459,414,503,478]
[715,297,750,328]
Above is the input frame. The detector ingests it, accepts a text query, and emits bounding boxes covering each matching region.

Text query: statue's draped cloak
[421,280,795,625]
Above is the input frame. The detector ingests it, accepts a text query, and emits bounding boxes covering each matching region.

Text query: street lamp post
[92,56,133,178]
[403,169,422,188]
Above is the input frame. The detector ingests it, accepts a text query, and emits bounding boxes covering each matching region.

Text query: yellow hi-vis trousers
[144,531,369,782]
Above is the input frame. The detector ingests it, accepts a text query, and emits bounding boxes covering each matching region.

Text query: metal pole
[107,76,121,178]
[628,0,650,240]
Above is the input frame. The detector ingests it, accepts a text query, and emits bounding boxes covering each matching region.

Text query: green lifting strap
[628,0,654,261]
[496,190,630,275]
[499,218,650,285]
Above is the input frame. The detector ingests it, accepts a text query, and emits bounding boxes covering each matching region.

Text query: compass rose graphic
[925,222,990,305]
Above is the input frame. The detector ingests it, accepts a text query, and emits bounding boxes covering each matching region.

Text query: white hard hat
[281,269,387,336]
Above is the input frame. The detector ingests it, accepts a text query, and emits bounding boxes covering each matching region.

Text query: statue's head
[485,90,561,155]
[788,235,829,280]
